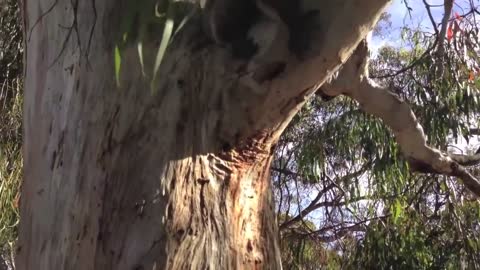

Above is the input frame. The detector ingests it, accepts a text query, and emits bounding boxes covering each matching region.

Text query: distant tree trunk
[16,0,389,269]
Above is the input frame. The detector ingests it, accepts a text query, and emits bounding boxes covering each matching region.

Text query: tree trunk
[17,1,282,269]
[17,0,389,269]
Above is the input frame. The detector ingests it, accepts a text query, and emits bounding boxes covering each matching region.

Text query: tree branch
[321,40,480,197]
[203,0,392,136]
[448,152,480,167]
[437,0,454,57]
[311,224,365,243]
[468,128,480,135]
[297,215,389,242]
[435,0,454,76]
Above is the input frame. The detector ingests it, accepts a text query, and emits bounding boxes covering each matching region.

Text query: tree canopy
[274,1,480,268]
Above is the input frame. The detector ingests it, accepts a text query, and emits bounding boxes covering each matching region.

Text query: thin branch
[438,0,455,53]
[279,183,335,230]
[271,167,299,177]
[468,128,480,135]
[279,165,369,230]
[303,215,389,239]
[369,40,437,79]
[312,224,365,243]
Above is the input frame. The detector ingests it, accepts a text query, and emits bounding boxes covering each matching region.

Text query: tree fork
[17,0,390,269]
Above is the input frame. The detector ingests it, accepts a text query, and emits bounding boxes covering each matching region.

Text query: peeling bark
[17,0,389,269]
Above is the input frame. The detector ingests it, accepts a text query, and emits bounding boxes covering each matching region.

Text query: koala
[204,0,318,59]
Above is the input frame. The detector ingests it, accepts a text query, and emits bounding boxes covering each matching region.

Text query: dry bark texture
[17,0,390,269]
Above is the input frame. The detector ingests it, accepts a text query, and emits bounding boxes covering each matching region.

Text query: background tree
[274,1,480,268]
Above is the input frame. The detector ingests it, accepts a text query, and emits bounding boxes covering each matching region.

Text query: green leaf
[169,6,196,45]
[467,238,477,251]
[114,45,122,87]
[151,6,174,92]
[137,42,145,77]
[393,199,403,223]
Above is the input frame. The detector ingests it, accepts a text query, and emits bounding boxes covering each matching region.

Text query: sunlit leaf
[137,42,145,77]
[152,10,174,92]
[114,45,121,87]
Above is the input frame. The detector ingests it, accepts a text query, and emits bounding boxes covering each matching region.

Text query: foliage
[275,4,480,269]
[0,0,23,265]
[349,196,480,269]
[0,145,21,258]
[113,0,196,90]
[278,214,342,270]
[0,0,22,146]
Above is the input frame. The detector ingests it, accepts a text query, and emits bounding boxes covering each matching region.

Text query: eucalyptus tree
[17,0,480,269]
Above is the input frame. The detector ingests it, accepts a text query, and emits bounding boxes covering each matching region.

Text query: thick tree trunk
[17,0,389,269]
[17,1,282,269]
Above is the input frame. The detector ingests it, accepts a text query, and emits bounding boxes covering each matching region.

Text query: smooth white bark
[322,40,480,197]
